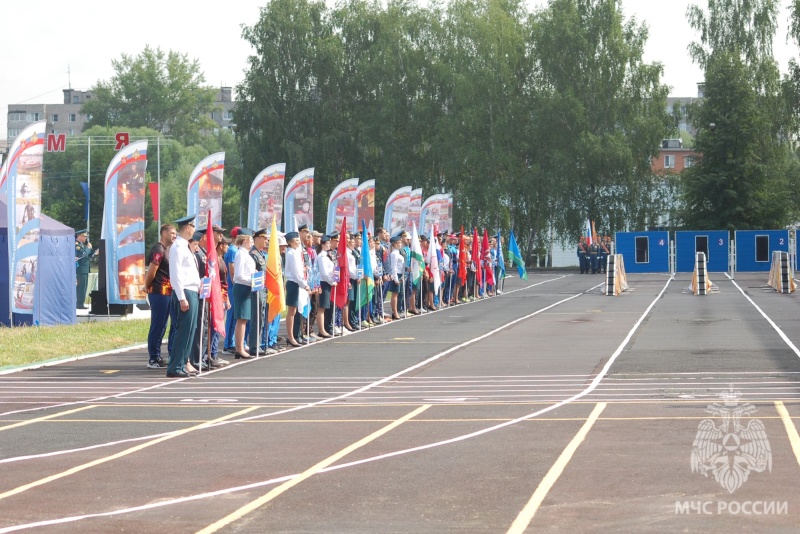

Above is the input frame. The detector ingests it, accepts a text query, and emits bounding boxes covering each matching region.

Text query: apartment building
[4,86,236,149]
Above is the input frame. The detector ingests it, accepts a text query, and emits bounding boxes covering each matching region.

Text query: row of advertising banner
[0,124,454,313]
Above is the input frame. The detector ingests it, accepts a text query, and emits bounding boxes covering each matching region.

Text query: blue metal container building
[675,230,729,272]
[734,230,790,272]
[615,231,670,273]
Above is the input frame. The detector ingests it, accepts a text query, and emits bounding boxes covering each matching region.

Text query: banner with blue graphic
[187,152,224,230]
[284,167,314,232]
[326,178,358,234]
[102,140,149,304]
[6,120,46,313]
[248,163,285,231]
[383,186,411,238]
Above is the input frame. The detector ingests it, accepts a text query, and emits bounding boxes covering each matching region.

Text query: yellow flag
[266,215,286,322]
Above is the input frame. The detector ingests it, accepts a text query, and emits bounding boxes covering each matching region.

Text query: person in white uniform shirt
[315,235,335,338]
[231,229,256,360]
[166,214,200,378]
[388,234,405,320]
[284,231,311,347]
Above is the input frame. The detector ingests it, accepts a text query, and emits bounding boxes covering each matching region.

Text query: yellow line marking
[507,402,607,534]
[0,405,96,432]
[100,370,120,374]
[197,404,431,534]
[0,406,258,502]
[775,401,800,468]
[392,337,415,340]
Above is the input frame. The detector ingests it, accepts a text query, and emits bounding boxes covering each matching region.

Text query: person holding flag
[333,220,350,333]
[315,234,335,338]
[494,232,506,294]
[387,233,405,319]
[409,223,425,313]
[284,231,310,347]
[359,220,375,324]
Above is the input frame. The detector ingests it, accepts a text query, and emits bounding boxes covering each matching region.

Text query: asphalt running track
[1,272,800,533]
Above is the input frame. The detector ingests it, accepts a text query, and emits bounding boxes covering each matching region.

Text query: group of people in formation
[576,236,613,275]
[144,214,507,378]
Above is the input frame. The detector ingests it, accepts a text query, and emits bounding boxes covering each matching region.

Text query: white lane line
[507,403,607,533]
[725,273,800,358]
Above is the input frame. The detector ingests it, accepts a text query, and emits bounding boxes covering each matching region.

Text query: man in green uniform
[75,229,94,309]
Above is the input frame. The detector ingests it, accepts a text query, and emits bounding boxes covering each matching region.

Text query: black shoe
[235,352,254,360]
[166,371,189,378]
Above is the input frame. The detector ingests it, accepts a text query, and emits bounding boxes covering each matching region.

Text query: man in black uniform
[75,229,94,309]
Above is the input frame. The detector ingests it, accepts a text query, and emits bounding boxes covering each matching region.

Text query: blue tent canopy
[0,197,76,326]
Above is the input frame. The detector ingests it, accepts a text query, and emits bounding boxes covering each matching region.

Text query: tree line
[38,0,800,263]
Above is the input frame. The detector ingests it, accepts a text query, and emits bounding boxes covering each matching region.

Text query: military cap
[390,235,402,244]
[237,228,254,236]
[298,224,309,232]
[329,231,340,240]
[175,214,196,227]
[190,231,203,242]
[75,229,88,236]
[284,231,300,241]
[254,228,268,238]
[320,235,331,244]
[420,234,429,241]
[230,226,242,238]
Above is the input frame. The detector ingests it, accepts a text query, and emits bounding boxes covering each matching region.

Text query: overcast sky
[2,0,798,133]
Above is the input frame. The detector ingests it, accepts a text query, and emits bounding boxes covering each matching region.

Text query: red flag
[148,182,160,221]
[471,227,482,286]
[205,211,225,337]
[482,229,494,286]
[333,217,350,308]
[458,225,467,284]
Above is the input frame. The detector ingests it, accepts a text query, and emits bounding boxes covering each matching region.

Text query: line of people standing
[576,236,612,274]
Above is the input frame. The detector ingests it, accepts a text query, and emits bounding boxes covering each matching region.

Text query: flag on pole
[471,227,482,287]
[427,224,441,294]
[359,220,375,307]
[584,219,593,245]
[508,231,527,280]
[80,182,90,222]
[482,229,494,286]
[266,215,286,322]
[205,211,225,336]
[333,217,350,308]
[496,232,506,280]
[409,222,425,285]
[148,182,159,222]
[458,225,467,285]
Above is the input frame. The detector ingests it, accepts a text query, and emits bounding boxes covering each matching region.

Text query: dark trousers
[168,290,198,375]
[190,299,208,366]
[249,290,266,353]
[77,272,89,308]
[147,292,173,361]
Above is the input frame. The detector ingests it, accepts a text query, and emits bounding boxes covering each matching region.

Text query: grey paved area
[0,271,799,533]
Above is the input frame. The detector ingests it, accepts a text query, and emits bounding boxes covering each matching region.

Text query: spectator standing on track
[145,224,176,369]
[166,215,200,378]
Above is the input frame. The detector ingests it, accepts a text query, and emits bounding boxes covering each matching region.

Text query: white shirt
[168,235,200,301]
[347,248,357,280]
[285,246,308,289]
[233,247,256,285]
[317,250,336,284]
[389,248,404,283]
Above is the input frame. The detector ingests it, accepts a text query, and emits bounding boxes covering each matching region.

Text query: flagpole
[87,137,91,234]
[199,299,206,376]
[402,271,407,320]
[157,136,161,230]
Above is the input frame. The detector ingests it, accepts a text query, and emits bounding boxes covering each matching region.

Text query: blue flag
[80,182,89,221]
[508,231,527,280]
[496,233,506,279]
[359,220,375,307]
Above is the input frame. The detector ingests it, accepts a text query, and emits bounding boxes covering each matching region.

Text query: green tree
[529,0,670,241]
[81,46,218,145]
[682,0,797,230]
